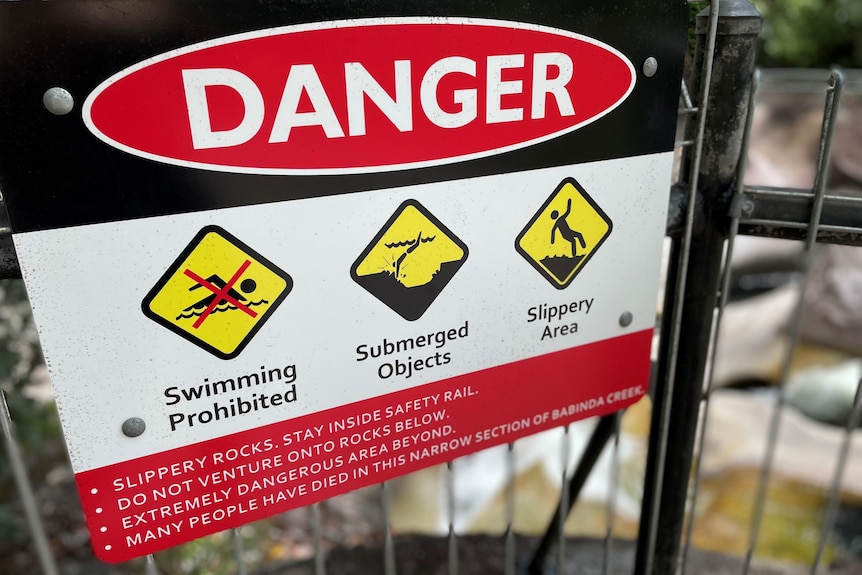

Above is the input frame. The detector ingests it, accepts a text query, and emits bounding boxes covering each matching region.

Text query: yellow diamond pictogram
[351,200,468,321]
[142,226,292,359]
[515,178,612,289]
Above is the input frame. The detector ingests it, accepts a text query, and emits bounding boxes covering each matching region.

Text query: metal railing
[4,0,862,574]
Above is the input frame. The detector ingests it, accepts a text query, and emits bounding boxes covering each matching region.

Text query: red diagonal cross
[183,260,258,329]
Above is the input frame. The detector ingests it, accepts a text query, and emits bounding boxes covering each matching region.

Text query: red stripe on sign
[77,330,652,562]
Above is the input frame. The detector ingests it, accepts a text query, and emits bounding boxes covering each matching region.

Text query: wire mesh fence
[3,0,862,574]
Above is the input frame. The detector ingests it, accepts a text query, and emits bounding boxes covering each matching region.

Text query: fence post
[633,2,762,575]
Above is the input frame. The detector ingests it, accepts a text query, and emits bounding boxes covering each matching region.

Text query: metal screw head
[122,417,146,438]
[43,87,74,115]
[643,57,658,78]
[741,198,755,216]
[619,312,633,327]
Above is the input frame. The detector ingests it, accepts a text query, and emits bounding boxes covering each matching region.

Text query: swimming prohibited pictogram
[516,178,612,289]
[351,200,468,321]
[142,226,292,359]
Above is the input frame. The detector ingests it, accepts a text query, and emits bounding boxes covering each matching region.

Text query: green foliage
[754,0,862,68]
[0,280,61,538]
[0,280,57,458]
[689,2,709,58]
[154,522,284,575]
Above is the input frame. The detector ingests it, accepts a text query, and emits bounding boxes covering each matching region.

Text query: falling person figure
[550,198,586,257]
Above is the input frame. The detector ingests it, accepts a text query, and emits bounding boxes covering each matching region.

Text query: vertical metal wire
[381,482,396,575]
[0,391,60,575]
[641,3,721,575]
[312,503,326,575]
[447,461,459,575]
[504,443,516,575]
[742,68,845,574]
[145,553,160,575]
[811,378,862,574]
[679,68,762,575]
[810,72,846,203]
[231,527,247,575]
[602,413,622,575]
[557,425,571,574]
[528,416,618,574]
[680,78,694,110]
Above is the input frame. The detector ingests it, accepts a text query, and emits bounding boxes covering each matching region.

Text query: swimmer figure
[550,199,586,257]
[183,274,256,312]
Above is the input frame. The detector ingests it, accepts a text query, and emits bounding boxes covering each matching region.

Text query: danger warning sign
[516,178,612,289]
[142,226,293,359]
[351,200,468,321]
[0,0,688,564]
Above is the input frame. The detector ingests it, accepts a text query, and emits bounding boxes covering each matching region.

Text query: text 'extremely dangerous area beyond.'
[111,389,477,547]
[77,330,653,560]
[101,377,644,550]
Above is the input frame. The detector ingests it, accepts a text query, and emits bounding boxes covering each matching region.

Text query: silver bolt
[643,57,658,78]
[122,417,146,438]
[43,87,74,115]
[741,198,755,216]
[619,312,633,327]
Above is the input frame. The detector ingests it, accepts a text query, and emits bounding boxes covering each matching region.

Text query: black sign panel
[0,1,687,233]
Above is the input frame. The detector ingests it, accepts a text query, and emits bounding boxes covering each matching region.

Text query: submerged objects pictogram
[351,200,468,321]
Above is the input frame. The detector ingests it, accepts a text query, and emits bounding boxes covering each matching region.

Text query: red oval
[83,18,635,174]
